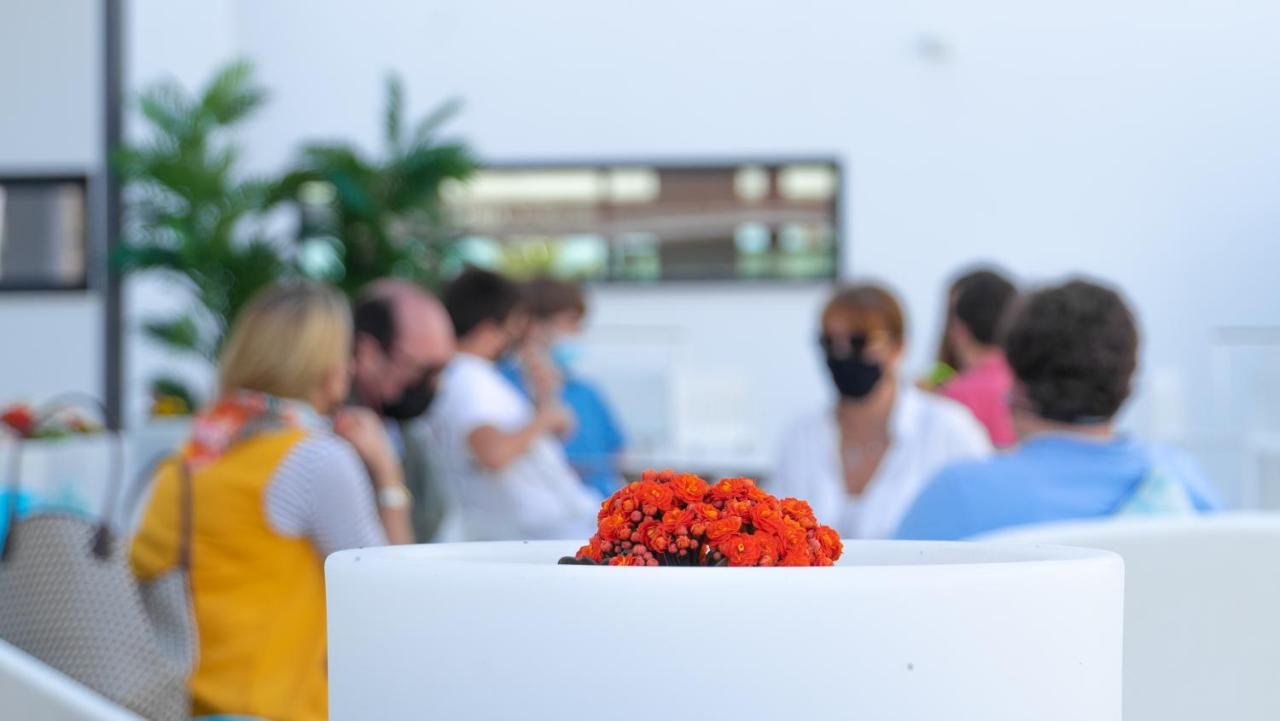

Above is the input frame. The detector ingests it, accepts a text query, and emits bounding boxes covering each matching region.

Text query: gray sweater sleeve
[264,432,389,556]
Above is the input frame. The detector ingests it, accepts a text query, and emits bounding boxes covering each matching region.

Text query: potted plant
[274,75,476,295]
[112,60,290,416]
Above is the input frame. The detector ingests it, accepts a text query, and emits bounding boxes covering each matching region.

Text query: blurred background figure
[501,278,626,497]
[896,279,1222,540]
[937,268,1019,448]
[130,282,412,721]
[351,279,457,542]
[772,283,991,539]
[429,268,599,540]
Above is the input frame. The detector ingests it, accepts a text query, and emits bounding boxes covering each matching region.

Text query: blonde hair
[218,282,352,400]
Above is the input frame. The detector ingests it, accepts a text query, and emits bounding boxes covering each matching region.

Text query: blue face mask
[549,339,583,370]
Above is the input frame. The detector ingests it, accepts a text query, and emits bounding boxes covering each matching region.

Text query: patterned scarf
[182,391,301,471]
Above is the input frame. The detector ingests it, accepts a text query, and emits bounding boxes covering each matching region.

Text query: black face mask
[380,371,437,420]
[825,355,883,400]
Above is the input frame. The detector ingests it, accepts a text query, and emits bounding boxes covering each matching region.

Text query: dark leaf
[384,74,404,153]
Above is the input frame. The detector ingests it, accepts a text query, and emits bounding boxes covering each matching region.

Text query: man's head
[352,279,456,420]
[1003,278,1138,436]
[947,268,1017,370]
[442,267,527,361]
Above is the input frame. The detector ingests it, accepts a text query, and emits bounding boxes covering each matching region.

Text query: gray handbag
[0,399,195,721]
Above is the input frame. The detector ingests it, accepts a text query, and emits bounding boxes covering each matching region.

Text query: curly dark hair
[1002,279,1138,424]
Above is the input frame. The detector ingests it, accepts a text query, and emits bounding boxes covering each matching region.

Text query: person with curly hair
[895,278,1221,540]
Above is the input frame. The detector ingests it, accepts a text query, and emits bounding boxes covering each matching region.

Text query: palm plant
[276,75,476,295]
[113,60,288,367]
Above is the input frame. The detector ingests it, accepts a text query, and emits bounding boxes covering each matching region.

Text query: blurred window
[0,176,87,290]
[444,160,839,282]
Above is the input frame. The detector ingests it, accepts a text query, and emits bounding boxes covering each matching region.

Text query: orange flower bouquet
[561,469,843,567]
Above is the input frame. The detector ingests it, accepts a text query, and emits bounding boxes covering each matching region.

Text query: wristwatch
[377,484,412,510]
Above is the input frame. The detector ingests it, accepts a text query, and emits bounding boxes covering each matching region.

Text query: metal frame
[102,0,124,428]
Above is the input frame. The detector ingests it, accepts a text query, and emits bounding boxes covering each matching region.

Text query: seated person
[895,279,1222,540]
[351,279,457,541]
[938,269,1019,447]
[500,278,626,498]
[772,283,991,540]
[428,268,599,540]
[131,282,412,721]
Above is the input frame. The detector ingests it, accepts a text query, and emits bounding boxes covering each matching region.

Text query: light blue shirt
[894,434,1223,540]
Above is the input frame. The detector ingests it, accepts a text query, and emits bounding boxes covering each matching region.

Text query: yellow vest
[131,428,328,721]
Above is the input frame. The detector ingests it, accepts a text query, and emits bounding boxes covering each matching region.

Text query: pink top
[941,354,1016,448]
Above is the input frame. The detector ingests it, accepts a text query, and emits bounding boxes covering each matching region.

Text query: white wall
[119,1,1280,492]
[122,0,242,423]
[0,0,102,404]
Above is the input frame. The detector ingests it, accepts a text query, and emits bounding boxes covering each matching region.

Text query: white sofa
[982,513,1280,721]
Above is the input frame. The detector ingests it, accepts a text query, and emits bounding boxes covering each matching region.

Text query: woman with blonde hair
[772,283,991,539]
[131,281,411,721]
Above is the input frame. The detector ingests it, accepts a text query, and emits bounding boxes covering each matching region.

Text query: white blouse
[771,385,992,539]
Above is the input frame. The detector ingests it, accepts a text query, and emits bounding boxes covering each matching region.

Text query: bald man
[351,279,457,541]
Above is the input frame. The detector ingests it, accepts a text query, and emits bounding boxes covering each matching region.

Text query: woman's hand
[537,401,577,439]
[518,335,563,407]
[333,406,402,486]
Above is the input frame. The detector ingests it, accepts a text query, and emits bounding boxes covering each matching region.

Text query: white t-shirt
[426,353,600,541]
[771,385,992,540]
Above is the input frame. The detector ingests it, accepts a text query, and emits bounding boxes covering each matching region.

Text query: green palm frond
[114,59,289,371]
[142,316,206,357]
[411,97,463,145]
[384,74,404,153]
[137,82,193,140]
[278,74,475,295]
[200,60,267,125]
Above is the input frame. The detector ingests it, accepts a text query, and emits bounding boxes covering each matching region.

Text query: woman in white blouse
[772,283,991,539]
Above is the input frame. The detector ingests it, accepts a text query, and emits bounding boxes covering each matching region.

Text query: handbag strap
[176,460,193,570]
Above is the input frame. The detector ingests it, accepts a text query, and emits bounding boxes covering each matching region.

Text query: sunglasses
[818,333,870,360]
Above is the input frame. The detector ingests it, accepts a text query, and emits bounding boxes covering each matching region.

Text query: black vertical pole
[102,0,124,429]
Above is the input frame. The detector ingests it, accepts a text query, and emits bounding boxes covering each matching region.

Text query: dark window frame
[0,172,92,292]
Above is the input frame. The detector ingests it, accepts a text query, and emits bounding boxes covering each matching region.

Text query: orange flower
[709,476,758,502]
[756,532,782,566]
[688,502,720,522]
[704,516,743,542]
[780,517,808,551]
[719,533,763,566]
[660,506,694,534]
[726,499,754,519]
[814,525,843,562]
[671,473,710,503]
[751,500,785,535]
[598,513,630,542]
[781,546,814,567]
[587,470,839,567]
[576,535,605,562]
[644,524,671,553]
[780,498,818,529]
[635,481,676,512]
